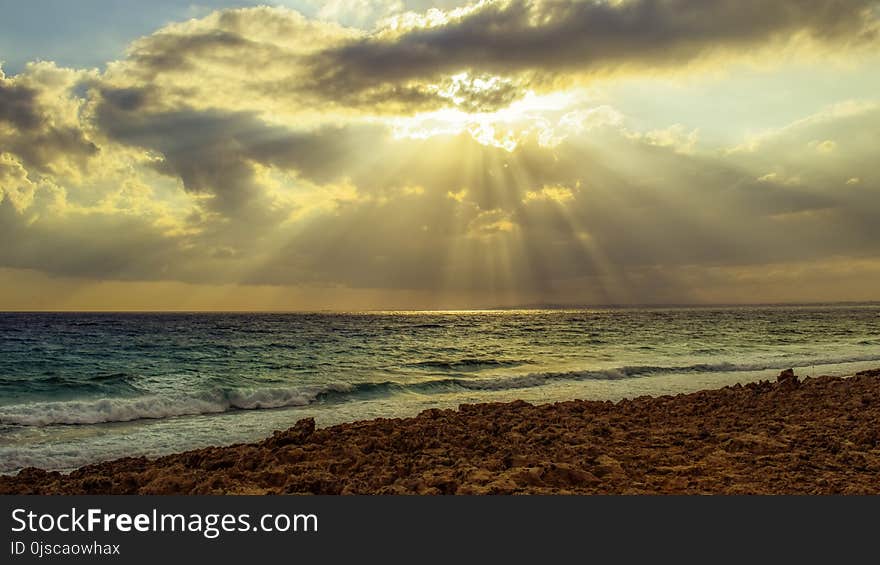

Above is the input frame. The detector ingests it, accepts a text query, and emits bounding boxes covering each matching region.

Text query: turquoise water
[1,306,879,473]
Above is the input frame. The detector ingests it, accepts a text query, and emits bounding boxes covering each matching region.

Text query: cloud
[94,96,283,221]
[1,4,879,306]
[467,208,517,237]
[224,103,880,294]
[98,7,387,116]
[0,188,189,282]
[311,0,404,28]
[92,1,880,119]
[0,79,42,130]
[523,185,575,203]
[0,153,39,212]
[308,0,879,102]
[93,83,400,222]
[0,63,98,175]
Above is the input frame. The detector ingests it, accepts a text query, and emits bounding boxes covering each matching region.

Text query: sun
[386,78,607,152]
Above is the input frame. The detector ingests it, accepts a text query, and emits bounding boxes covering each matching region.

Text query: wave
[408,358,533,371]
[3,353,879,427]
[0,383,357,426]
[42,372,136,389]
[90,372,132,383]
[0,371,140,395]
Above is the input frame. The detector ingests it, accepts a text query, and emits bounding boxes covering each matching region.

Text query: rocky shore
[3,369,880,495]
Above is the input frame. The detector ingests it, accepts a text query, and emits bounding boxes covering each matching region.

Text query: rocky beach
[2,369,879,495]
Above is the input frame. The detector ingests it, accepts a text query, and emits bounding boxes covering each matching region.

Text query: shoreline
[2,368,879,495]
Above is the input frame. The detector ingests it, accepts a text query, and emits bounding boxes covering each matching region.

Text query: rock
[264,418,316,448]
[593,455,626,479]
[777,369,798,384]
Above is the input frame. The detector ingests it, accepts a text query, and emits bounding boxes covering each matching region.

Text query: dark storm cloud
[96,96,270,218]
[103,1,878,115]
[4,126,98,173]
[99,86,153,112]
[0,82,42,130]
[307,0,878,94]
[94,86,389,218]
[127,29,252,76]
[0,75,98,172]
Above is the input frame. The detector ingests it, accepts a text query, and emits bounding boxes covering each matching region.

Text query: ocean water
[1,305,879,473]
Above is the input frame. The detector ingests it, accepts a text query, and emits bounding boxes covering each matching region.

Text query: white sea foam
[0,383,355,426]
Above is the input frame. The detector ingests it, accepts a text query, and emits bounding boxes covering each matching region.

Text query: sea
[1,305,879,473]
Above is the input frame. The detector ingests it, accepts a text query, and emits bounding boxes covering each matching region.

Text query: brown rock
[777,369,798,383]
[593,455,627,479]
[264,417,316,448]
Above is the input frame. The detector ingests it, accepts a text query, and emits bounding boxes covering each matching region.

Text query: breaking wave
[3,353,879,427]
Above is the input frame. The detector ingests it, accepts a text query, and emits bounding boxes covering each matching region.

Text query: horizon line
[1,300,878,314]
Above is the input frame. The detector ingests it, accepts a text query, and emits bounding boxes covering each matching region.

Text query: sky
[1,0,879,310]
